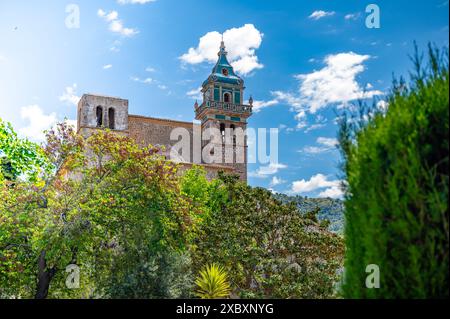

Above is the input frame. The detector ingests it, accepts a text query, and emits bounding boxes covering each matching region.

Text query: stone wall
[128,115,194,161]
[127,114,247,180]
[76,94,248,181]
[77,94,128,132]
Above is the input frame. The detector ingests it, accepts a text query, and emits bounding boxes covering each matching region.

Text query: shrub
[193,173,344,299]
[0,118,50,182]
[195,263,231,299]
[339,44,449,298]
[101,250,194,299]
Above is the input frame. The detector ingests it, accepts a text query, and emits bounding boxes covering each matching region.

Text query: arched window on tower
[220,123,225,144]
[108,108,115,129]
[96,106,103,127]
[223,92,231,103]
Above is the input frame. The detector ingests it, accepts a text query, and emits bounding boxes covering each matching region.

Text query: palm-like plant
[195,263,231,299]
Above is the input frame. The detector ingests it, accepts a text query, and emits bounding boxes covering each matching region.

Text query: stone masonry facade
[76,42,253,181]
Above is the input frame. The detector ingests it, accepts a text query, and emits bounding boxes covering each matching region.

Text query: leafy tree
[180,166,228,242]
[338,44,449,298]
[274,193,344,234]
[1,120,345,300]
[101,250,193,299]
[1,123,198,298]
[0,118,49,182]
[192,173,344,299]
[0,179,44,297]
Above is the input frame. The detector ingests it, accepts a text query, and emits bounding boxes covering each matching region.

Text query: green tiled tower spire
[194,41,253,181]
[195,41,253,121]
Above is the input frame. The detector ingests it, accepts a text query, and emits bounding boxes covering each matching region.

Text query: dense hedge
[340,45,449,298]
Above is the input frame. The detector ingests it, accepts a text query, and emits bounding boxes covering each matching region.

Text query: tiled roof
[203,42,243,86]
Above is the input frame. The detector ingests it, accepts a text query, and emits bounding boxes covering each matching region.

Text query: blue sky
[0,0,448,197]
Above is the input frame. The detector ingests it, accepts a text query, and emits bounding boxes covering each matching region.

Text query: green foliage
[0,118,50,182]
[195,263,231,299]
[0,120,344,299]
[338,44,449,298]
[274,194,344,234]
[180,165,228,222]
[0,182,45,297]
[0,124,196,298]
[193,173,344,299]
[101,251,193,299]
[0,121,82,298]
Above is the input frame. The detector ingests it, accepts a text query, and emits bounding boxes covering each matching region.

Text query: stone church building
[76,42,253,181]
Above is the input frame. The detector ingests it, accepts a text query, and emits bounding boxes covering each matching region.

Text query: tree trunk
[35,250,56,299]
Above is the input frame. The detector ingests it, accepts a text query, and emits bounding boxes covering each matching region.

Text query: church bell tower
[194,41,253,180]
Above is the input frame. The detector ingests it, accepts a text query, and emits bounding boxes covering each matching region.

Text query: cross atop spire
[202,41,243,87]
[196,41,253,127]
[218,37,227,56]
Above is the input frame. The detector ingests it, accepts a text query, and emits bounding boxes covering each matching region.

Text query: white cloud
[110,21,137,37]
[309,10,335,20]
[186,87,202,100]
[99,10,118,22]
[302,137,338,154]
[318,185,343,199]
[377,100,388,111]
[117,0,156,4]
[291,174,341,196]
[230,55,263,76]
[274,91,302,108]
[59,84,80,107]
[145,67,156,72]
[110,40,122,52]
[304,123,326,133]
[317,137,338,147]
[0,55,6,62]
[131,76,153,84]
[249,162,287,178]
[252,99,278,113]
[270,176,286,187]
[103,64,113,69]
[19,105,57,142]
[270,52,381,128]
[180,24,264,76]
[252,90,302,114]
[295,52,382,113]
[131,72,168,91]
[98,9,138,37]
[302,146,327,154]
[344,13,360,20]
